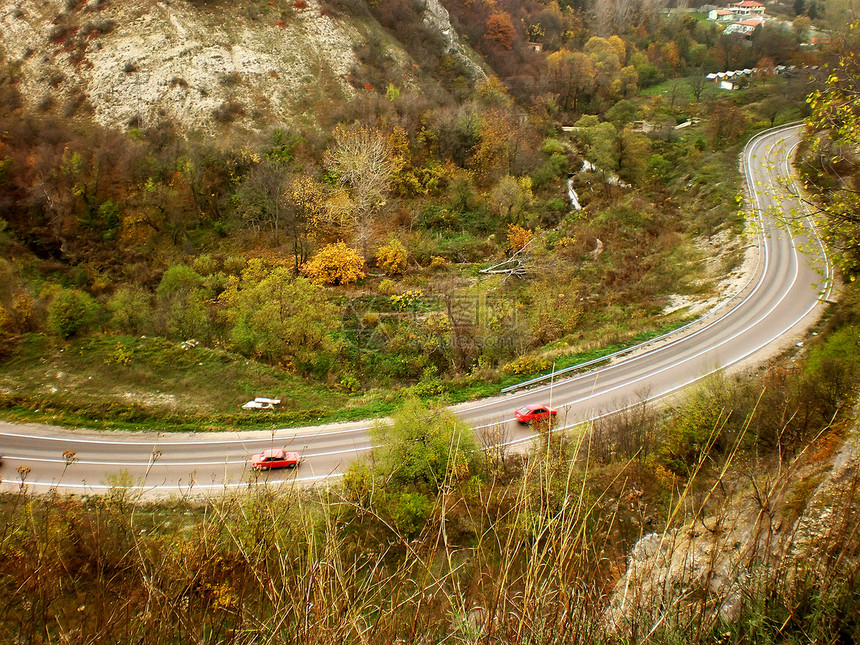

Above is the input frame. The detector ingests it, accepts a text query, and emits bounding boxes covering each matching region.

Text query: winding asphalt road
[0,124,831,495]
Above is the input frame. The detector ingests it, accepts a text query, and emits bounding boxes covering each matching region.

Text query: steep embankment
[605,417,860,630]
[0,0,479,133]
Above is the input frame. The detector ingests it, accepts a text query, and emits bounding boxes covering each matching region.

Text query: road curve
[0,124,831,495]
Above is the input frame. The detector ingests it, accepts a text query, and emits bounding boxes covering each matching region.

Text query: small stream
[567,176,582,211]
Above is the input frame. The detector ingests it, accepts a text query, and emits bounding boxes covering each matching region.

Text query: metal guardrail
[499,330,680,394]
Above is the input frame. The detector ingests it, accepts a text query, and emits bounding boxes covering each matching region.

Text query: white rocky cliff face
[0,0,467,132]
[418,0,485,81]
[604,421,860,630]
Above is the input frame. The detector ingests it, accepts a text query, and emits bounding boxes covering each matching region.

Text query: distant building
[706,68,755,90]
[724,16,764,35]
[729,0,765,15]
[707,0,766,26]
[708,8,736,20]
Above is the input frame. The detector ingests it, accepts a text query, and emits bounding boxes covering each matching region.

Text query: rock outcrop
[418,0,485,81]
[605,421,860,630]
[0,0,478,133]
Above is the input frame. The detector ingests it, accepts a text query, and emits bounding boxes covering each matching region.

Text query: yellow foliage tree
[375,239,408,276]
[507,224,533,252]
[471,108,523,184]
[284,175,327,271]
[302,241,366,286]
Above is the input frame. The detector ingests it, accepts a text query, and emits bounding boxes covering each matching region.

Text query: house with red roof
[730,0,765,15]
[724,16,764,35]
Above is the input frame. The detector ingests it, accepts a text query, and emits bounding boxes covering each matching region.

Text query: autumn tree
[475,75,513,107]
[471,108,526,184]
[490,175,533,223]
[660,42,681,74]
[793,16,812,39]
[585,37,623,98]
[507,223,533,252]
[709,34,745,72]
[235,160,289,245]
[302,241,366,285]
[617,127,651,185]
[284,175,326,271]
[546,49,596,112]
[324,125,402,259]
[707,99,749,147]
[688,70,708,102]
[616,65,639,99]
[608,35,627,64]
[485,12,516,50]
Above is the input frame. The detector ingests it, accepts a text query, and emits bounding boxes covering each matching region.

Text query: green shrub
[156,265,209,340]
[417,204,461,230]
[225,268,340,374]
[802,325,860,420]
[191,253,218,276]
[156,264,204,300]
[47,288,99,338]
[386,491,432,536]
[108,286,152,335]
[541,138,565,155]
[344,399,484,532]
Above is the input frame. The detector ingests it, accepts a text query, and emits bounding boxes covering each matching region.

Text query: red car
[251,448,301,470]
[514,404,558,424]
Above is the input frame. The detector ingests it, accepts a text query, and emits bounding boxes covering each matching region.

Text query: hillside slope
[0,0,480,133]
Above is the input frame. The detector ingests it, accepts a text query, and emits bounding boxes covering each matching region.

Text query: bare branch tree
[324,125,402,260]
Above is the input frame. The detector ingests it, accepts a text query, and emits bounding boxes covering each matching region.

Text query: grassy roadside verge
[0,315,692,432]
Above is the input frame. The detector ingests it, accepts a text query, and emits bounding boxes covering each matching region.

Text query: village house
[707,0,766,24]
[729,0,765,15]
[708,8,736,20]
[724,16,765,35]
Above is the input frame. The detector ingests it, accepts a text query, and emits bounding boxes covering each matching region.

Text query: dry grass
[1,406,857,644]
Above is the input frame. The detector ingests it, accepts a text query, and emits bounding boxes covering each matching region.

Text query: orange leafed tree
[485,12,516,50]
[507,224,533,252]
[471,108,522,184]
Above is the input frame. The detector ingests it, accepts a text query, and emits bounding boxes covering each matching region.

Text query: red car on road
[514,404,558,424]
[251,449,301,470]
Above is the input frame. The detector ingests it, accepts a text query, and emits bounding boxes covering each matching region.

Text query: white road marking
[0,471,344,491]
[1,444,373,467]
